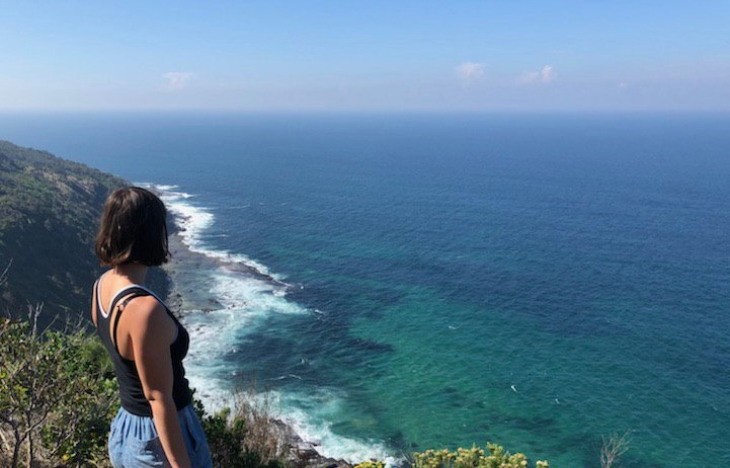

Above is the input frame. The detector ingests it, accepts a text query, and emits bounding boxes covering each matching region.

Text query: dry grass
[600,431,630,468]
[232,387,293,464]
[201,380,298,468]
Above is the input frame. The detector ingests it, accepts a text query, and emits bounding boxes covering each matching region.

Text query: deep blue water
[2,112,729,467]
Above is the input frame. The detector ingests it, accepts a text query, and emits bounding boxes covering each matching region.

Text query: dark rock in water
[281,418,353,468]
[386,430,409,452]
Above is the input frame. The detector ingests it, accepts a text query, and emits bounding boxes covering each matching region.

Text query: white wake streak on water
[141,183,394,464]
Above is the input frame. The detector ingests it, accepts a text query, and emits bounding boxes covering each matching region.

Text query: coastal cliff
[0,140,124,326]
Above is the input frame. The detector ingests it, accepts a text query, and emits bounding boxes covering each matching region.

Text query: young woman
[91,186,212,468]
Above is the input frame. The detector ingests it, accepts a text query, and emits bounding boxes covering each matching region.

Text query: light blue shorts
[108,403,212,468]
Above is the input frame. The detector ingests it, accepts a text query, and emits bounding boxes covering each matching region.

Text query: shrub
[355,461,386,468]
[412,443,549,468]
[195,389,290,468]
[0,314,118,468]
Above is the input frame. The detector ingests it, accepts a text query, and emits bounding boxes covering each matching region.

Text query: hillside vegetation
[0,140,125,325]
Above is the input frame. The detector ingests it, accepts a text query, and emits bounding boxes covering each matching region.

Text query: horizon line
[1,108,729,115]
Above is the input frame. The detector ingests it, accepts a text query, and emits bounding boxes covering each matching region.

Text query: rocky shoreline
[160,213,355,468]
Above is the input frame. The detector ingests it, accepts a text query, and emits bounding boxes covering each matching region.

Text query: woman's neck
[112,263,149,285]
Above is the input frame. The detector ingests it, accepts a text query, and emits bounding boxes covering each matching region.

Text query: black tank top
[94,281,192,417]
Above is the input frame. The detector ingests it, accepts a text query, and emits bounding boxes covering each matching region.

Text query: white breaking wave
[139,183,395,464]
[267,390,398,465]
[209,271,300,314]
[142,183,282,280]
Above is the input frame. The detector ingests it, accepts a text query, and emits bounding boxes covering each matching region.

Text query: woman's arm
[130,298,192,468]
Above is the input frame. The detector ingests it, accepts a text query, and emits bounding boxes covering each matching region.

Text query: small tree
[41,331,119,467]
[0,307,59,467]
[0,313,118,468]
[600,431,630,468]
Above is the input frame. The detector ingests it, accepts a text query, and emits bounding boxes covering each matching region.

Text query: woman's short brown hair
[95,187,170,267]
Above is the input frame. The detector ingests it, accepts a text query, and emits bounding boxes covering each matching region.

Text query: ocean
[1,112,729,467]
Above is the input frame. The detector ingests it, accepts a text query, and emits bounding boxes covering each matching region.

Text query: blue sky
[1,1,728,111]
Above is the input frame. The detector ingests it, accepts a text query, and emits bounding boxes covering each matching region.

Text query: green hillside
[0,140,125,325]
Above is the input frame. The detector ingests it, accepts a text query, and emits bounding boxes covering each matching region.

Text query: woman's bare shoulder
[123,295,174,336]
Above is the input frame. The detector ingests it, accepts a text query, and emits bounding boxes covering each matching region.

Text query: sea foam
[151,185,283,280]
[141,183,394,464]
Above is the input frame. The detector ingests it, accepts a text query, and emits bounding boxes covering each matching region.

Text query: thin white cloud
[518,65,556,84]
[540,65,555,83]
[162,72,195,90]
[518,71,540,84]
[456,62,486,83]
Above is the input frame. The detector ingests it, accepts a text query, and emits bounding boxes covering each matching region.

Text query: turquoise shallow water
[1,113,729,466]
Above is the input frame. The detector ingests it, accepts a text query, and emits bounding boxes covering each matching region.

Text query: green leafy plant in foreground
[412,444,550,468]
[355,461,386,468]
[0,315,118,468]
